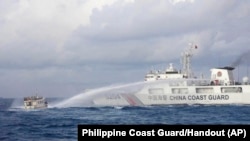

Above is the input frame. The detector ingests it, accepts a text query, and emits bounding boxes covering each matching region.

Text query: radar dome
[243,76,249,84]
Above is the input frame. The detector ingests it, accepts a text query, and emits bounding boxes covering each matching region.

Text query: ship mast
[181,43,197,78]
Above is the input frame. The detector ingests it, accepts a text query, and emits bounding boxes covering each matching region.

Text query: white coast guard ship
[24,95,48,109]
[92,44,250,106]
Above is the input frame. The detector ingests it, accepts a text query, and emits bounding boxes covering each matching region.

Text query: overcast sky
[1,0,250,98]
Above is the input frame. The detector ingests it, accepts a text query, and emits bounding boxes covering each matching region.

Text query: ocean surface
[1,97,250,141]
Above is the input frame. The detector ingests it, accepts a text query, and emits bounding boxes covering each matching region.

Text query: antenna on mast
[181,42,198,78]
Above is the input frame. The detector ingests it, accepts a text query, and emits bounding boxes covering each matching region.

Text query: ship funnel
[210,66,235,85]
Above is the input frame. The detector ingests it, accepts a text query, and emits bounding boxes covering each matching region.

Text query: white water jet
[53,81,148,108]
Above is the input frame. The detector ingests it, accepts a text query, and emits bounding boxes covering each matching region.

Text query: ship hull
[92,84,250,106]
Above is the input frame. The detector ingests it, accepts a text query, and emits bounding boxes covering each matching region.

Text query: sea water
[1,81,250,140]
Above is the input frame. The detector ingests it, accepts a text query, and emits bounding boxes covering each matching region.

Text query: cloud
[64,0,250,64]
[0,0,250,97]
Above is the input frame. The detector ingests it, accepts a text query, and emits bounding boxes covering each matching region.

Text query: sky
[0,0,250,98]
